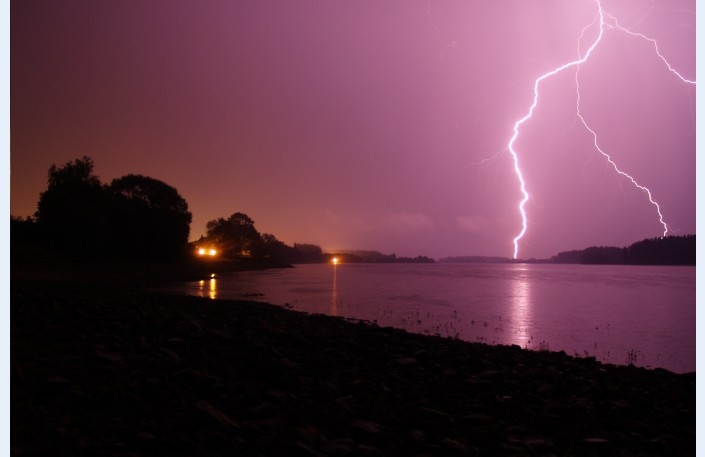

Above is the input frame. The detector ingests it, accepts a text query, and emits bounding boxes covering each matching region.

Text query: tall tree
[34,156,112,257]
[33,157,193,260]
[205,212,263,258]
[109,174,192,260]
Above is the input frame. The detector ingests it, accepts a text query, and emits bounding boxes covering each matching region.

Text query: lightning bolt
[605,11,695,85]
[507,2,605,259]
[507,0,694,259]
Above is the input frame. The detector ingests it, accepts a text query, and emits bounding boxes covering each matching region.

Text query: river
[170,263,695,373]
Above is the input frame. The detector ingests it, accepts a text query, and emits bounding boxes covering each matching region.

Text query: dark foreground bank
[12,282,694,456]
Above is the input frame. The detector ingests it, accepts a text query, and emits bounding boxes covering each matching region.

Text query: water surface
[173,263,695,373]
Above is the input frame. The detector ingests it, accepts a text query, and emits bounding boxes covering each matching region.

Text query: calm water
[172,263,695,373]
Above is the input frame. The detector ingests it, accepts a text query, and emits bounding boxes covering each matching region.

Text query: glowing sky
[11,0,695,259]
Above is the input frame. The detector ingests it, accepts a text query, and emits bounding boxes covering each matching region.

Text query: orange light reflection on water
[331,262,338,316]
[198,277,217,299]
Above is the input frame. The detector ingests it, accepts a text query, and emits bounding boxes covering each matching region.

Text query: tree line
[12,156,191,260]
[550,235,695,266]
[196,212,325,264]
[323,250,435,264]
[11,156,324,264]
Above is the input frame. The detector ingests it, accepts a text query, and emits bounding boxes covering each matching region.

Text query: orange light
[208,248,217,256]
[197,248,206,256]
[209,277,216,299]
[332,257,339,265]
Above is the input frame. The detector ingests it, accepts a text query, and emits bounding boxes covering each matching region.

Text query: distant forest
[324,250,435,264]
[11,156,435,267]
[550,235,695,266]
[440,235,695,266]
[12,157,694,268]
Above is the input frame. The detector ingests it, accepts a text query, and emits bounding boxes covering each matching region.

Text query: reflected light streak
[331,262,338,316]
[198,277,217,300]
[209,278,217,300]
[509,266,533,348]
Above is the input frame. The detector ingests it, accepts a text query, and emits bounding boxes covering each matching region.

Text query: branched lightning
[507,0,694,259]
[575,7,695,240]
[507,1,605,259]
[605,11,696,85]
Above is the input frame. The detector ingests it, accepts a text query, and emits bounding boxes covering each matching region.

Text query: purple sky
[11,0,695,259]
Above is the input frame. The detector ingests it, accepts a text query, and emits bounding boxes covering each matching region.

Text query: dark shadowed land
[440,235,696,265]
[11,260,694,456]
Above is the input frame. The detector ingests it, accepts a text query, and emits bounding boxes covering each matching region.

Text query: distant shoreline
[440,235,696,266]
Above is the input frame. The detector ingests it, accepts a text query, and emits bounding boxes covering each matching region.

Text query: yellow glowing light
[197,247,218,257]
[210,273,216,278]
[209,277,216,299]
[332,257,339,265]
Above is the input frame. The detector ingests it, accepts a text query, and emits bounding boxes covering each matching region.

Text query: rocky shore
[11,281,695,456]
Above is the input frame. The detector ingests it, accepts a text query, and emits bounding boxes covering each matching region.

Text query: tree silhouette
[34,156,113,257]
[31,157,193,261]
[110,174,192,260]
[205,212,263,258]
[261,233,291,259]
